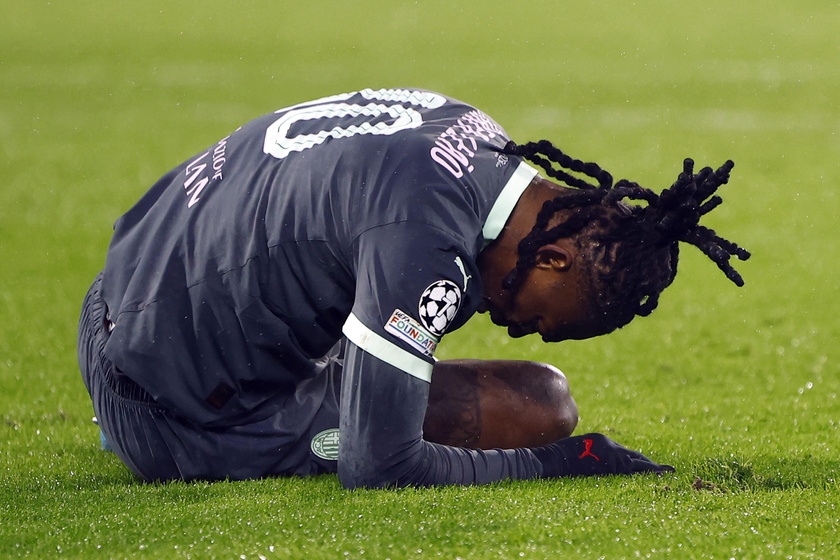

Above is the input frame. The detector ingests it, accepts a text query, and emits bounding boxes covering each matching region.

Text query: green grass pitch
[1,1,838,558]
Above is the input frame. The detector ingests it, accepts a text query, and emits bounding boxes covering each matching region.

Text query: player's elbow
[336,442,427,489]
[337,460,400,490]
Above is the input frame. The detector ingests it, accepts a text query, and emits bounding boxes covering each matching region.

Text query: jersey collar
[482,161,539,244]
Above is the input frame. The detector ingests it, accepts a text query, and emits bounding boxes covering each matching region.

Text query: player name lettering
[211,137,229,180]
[182,136,230,208]
[430,110,505,179]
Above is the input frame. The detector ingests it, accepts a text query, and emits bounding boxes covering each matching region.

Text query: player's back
[99,88,487,425]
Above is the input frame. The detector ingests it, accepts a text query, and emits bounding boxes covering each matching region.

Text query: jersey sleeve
[337,342,544,488]
[337,222,544,487]
[343,222,477,379]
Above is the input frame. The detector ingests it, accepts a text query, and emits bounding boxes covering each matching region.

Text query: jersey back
[101,88,537,425]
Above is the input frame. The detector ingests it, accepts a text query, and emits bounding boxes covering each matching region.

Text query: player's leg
[79,274,343,481]
[78,274,182,481]
[423,359,578,449]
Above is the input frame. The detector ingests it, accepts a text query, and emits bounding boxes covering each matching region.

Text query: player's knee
[548,390,578,439]
[427,359,579,448]
[483,360,579,444]
[521,361,579,439]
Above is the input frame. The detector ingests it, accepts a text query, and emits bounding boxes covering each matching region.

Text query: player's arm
[337,223,544,487]
[336,336,673,488]
[336,335,544,488]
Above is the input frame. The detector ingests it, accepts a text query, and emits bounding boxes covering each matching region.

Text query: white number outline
[263,89,446,160]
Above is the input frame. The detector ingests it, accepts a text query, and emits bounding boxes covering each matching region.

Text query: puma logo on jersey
[454,256,471,292]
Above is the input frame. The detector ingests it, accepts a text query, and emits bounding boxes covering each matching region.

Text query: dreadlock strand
[506,140,613,190]
[697,241,745,287]
[709,232,752,261]
[681,158,696,180]
[694,160,733,201]
[508,145,600,190]
[698,196,724,216]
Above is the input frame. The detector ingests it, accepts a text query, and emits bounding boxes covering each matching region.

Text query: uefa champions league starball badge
[418,280,461,336]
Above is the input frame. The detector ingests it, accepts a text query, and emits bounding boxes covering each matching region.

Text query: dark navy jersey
[100,88,543,486]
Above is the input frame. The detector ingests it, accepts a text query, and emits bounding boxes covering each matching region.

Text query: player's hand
[531,433,674,478]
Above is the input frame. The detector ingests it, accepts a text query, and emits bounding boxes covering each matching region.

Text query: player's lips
[481,298,540,338]
[507,319,540,338]
[480,298,505,323]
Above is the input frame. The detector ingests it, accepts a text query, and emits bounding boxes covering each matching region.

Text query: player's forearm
[337,433,543,489]
[338,345,544,488]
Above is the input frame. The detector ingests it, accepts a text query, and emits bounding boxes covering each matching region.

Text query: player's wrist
[529,439,573,478]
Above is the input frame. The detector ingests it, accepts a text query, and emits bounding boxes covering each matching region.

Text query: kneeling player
[78,88,749,487]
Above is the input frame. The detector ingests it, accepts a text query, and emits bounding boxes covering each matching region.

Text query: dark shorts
[78,275,342,481]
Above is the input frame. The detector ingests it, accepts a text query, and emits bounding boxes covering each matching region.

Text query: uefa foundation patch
[311,428,340,461]
[385,309,439,357]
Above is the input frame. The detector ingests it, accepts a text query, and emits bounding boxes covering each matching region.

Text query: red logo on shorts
[579,439,601,461]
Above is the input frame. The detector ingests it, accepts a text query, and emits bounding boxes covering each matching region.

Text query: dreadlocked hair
[501,139,751,332]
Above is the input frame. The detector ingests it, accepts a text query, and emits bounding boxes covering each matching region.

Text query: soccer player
[78,88,749,487]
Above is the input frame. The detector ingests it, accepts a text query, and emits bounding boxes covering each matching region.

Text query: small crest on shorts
[418,280,461,336]
[311,428,340,461]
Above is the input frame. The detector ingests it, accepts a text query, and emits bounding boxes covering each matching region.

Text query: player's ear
[534,243,574,271]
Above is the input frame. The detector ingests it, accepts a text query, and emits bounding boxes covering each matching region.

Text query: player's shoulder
[266,88,464,118]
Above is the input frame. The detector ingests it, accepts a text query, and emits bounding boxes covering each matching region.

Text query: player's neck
[478,177,566,305]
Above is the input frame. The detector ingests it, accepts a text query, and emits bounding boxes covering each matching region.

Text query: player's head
[500,140,751,339]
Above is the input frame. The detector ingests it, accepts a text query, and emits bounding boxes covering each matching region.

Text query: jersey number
[263,88,446,160]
